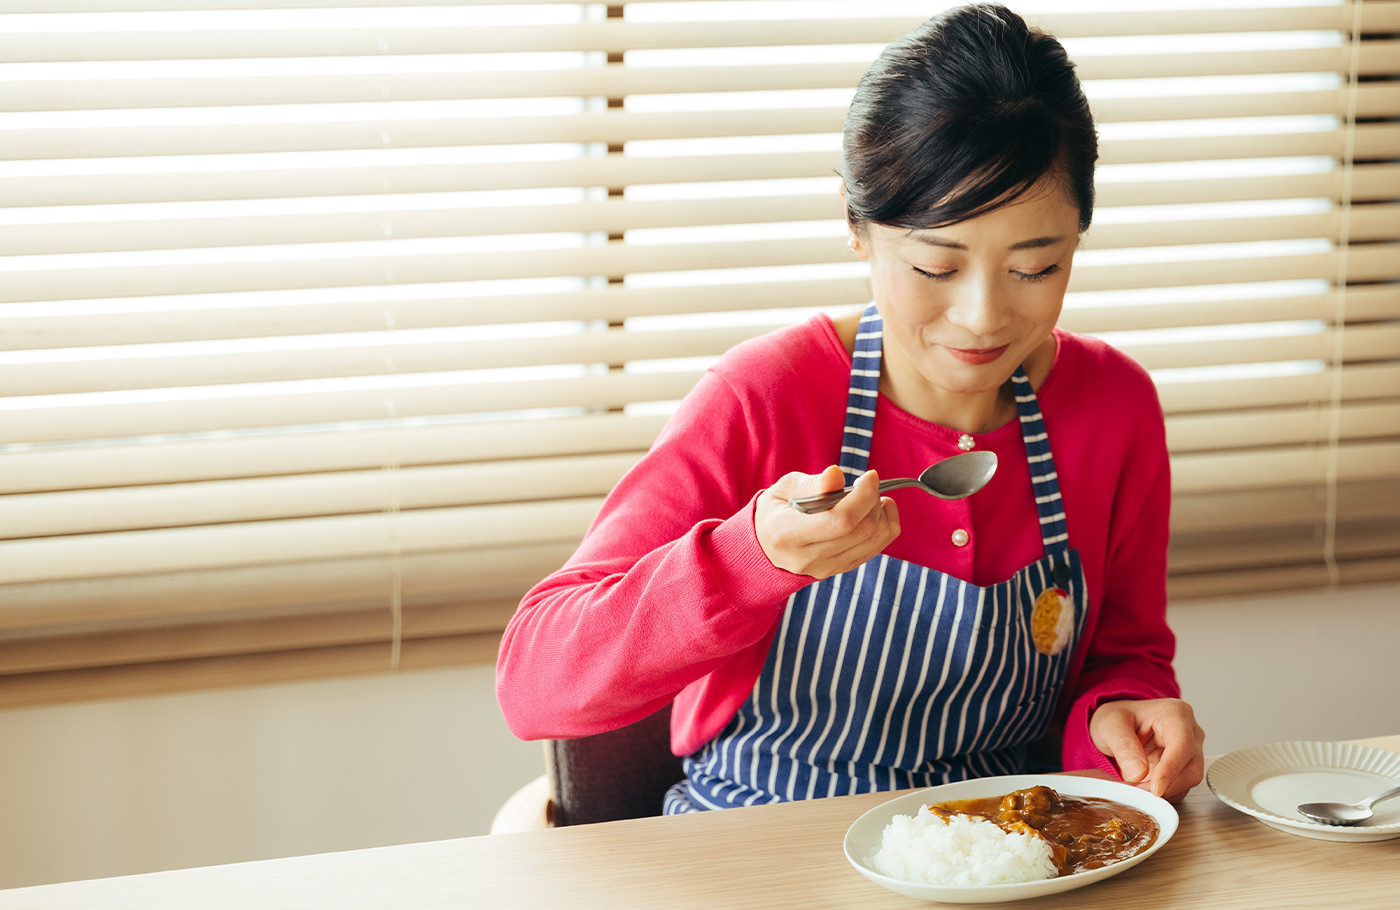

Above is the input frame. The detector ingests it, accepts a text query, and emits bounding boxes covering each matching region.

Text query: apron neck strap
[837,303,884,484]
[1010,370,1071,561]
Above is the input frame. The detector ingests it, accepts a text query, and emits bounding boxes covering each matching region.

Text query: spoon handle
[787,488,854,514]
[788,478,919,513]
[1361,784,1400,811]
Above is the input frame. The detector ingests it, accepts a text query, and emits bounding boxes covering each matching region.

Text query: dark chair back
[546,704,684,826]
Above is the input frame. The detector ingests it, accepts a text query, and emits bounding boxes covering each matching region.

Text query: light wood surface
[3,735,1398,910]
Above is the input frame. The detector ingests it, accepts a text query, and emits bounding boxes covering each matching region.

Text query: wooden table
[3,735,1397,910]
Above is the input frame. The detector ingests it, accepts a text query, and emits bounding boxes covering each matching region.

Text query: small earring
[847,237,857,252]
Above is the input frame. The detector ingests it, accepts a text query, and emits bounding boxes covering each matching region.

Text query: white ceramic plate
[1207,741,1400,843]
[843,774,1178,904]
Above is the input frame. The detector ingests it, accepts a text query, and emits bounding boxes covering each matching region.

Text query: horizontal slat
[0,599,509,675]
[0,237,836,302]
[0,237,826,301]
[1086,205,1400,251]
[467,91,1394,148]
[1073,243,1399,293]
[1167,555,1400,600]
[12,237,1396,304]
[14,318,1400,399]
[3,149,1394,213]
[1173,478,1400,532]
[9,41,1398,112]
[0,541,572,630]
[9,278,1390,354]
[1098,164,1400,208]
[1108,122,1400,165]
[1156,362,1400,414]
[1,1,515,9]
[0,498,605,586]
[37,0,1365,8]
[449,239,1390,287]
[1169,516,1400,571]
[0,194,843,255]
[0,632,498,711]
[1121,323,1400,372]
[5,83,1395,161]
[1092,84,1399,124]
[10,185,1399,259]
[1065,285,1399,334]
[0,411,667,494]
[54,266,1367,349]
[0,452,640,538]
[0,281,861,350]
[0,370,702,444]
[1167,401,1400,454]
[1172,439,1400,494]
[0,323,773,395]
[4,8,1383,64]
[4,354,1398,450]
[4,62,873,112]
[0,150,848,207]
[436,124,1400,185]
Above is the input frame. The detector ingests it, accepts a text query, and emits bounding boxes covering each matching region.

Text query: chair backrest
[546,704,684,826]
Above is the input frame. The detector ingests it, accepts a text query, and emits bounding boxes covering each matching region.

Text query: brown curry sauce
[925,785,1158,876]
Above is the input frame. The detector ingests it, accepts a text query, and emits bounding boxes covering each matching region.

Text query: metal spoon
[1297,784,1400,826]
[788,450,997,514]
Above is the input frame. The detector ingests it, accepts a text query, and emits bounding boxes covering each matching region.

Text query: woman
[496,3,1205,810]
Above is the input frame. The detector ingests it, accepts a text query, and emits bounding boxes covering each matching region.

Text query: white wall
[1168,581,1400,752]
[0,663,540,891]
[0,582,1397,891]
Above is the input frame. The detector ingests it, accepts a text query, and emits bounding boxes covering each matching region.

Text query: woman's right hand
[755,466,901,579]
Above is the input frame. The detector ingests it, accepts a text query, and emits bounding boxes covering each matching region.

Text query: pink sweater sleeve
[495,369,811,740]
[1058,356,1181,775]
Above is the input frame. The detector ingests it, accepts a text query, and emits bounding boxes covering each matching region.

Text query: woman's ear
[840,186,869,259]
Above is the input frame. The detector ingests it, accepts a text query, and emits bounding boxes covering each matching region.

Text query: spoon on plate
[1297,783,1400,826]
[788,450,997,514]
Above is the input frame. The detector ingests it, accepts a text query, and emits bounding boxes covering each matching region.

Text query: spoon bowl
[1297,783,1400,826]
[789,450,997,514]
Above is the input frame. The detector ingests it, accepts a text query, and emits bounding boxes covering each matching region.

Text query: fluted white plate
[1207,741,1400,842]
[843,774,1177,904]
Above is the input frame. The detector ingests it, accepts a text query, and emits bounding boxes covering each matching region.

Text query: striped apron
[664,303,1088,813]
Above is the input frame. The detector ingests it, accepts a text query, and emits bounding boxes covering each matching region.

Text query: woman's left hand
[1088,697,1205,802]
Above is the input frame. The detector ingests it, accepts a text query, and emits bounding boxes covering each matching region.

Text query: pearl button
[951,528,969,547]
[957,434,976,451]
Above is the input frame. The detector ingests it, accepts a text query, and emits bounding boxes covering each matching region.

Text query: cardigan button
[957,434,976,451]
[951,528,970,547]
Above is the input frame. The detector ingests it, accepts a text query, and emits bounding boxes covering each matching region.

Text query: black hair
[841,3,1097,233]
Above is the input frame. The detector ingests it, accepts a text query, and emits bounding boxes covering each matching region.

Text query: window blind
[1,0,1397,708]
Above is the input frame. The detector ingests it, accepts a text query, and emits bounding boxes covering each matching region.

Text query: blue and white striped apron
[664,303,1088,813]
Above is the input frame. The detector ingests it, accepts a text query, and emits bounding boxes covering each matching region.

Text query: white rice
[870,808,1058,886]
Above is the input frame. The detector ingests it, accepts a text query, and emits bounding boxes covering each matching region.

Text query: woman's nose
[945,274,1005,335]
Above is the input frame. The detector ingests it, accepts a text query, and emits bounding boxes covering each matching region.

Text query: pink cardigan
[497,316,1181,779]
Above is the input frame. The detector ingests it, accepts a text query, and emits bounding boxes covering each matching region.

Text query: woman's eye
[911,266,955,280]
[1013,264,1061,282]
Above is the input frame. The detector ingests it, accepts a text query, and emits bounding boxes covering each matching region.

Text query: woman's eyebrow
[909,234,1069,251]
[1008,235,1069,250]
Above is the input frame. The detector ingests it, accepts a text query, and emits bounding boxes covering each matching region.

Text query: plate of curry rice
[843,774,1177,903]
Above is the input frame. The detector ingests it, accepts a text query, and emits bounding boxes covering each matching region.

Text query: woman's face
[851,179,1080,430]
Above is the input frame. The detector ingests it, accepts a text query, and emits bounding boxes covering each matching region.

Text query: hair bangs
[890,108,1063,231]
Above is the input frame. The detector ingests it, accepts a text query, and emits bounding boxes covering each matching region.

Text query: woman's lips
[944,344,1009,365]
